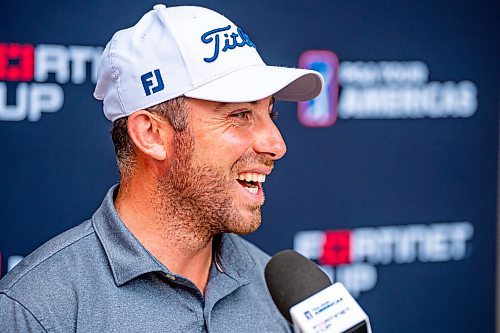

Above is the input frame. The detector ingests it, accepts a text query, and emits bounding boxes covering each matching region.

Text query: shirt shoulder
[0,293,48,332]
[0,219,103,330]
[0,219,96,296]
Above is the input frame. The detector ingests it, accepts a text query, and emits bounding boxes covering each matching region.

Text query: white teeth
[237,172,266,183]
[244,186,258,194]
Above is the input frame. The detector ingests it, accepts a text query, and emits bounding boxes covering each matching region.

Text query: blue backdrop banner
[0,1,498,332]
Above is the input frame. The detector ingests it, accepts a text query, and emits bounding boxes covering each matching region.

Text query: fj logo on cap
[201,25,256,63]
[141,69,164,96]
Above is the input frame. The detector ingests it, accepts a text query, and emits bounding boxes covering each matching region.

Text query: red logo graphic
[0,43,35,82]
[320,230,351,266]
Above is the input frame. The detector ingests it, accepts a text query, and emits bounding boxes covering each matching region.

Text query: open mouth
[236,172,266,195]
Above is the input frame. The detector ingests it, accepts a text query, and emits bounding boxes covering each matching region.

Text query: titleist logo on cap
[201,25,256,63]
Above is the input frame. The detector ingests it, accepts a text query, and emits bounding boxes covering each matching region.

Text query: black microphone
[265,250,372,333]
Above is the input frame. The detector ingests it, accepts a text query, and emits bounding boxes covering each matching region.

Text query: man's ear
[127,111,173,161]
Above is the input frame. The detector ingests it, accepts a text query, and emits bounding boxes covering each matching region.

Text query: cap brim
[184,64,323,103]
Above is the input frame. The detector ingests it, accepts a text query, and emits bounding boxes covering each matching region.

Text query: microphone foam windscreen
[264,250,332,322]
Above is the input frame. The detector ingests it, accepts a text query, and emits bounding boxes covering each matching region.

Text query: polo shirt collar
[92,185,164,286]
[214,233,256,284]
[91,185,256,287]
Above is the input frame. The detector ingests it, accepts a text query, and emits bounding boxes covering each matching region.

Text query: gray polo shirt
[0,186,291,332]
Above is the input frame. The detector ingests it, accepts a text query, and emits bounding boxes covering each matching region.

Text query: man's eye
[269,111,279,120]
[231,111,250,120]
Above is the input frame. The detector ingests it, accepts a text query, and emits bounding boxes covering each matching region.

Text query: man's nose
[253,117,287,160]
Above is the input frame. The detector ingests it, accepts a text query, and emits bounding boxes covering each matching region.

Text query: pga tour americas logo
[0,42,102,121]
[293,221,474,297]
[298,50,478,127]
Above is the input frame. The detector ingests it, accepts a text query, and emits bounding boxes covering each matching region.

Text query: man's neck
[114,181,214,294]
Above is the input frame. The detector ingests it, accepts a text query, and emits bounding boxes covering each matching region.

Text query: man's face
[157,96,286,237]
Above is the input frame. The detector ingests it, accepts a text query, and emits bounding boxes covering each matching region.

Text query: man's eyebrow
[214,102,233,112]
[215,98,275,112]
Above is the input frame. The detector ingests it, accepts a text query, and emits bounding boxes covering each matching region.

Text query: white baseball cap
[94,4,324,121]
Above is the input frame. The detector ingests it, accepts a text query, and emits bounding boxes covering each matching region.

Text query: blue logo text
[201,25,256,63]
[141,69,164,96]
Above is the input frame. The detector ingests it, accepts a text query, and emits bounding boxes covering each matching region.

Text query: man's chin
[227,210,262,235]
[230,224,261,236]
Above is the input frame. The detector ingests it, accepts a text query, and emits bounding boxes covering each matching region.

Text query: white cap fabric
[94,4,324,121]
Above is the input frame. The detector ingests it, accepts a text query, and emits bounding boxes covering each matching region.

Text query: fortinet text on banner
[293,221,474,297]
[0,43,103,121]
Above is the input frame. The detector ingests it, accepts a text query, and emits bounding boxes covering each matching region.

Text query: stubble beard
[155,130,263,247]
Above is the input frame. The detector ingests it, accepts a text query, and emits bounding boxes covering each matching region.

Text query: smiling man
[0,5,322,332]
